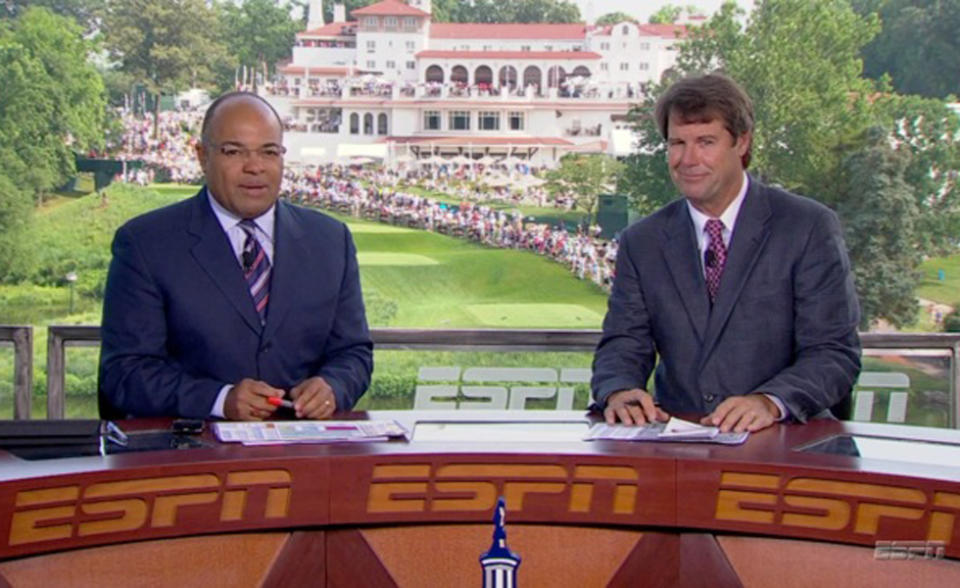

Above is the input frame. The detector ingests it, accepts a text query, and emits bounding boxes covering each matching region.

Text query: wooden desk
[0,412,959,587]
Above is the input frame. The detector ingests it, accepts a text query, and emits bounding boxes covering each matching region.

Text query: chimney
[334,2,346,23]
[307,0,325,30]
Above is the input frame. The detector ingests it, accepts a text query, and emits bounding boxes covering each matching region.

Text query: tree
[648,4,699,24]
[545,154,624,223]
[0,6,105,280]
[1,0,103,32]
[0,6,106,198]
[222,0,299,91]
[595,12,637,26]
[101,0,231,133]
[871,94,960,255]
[855,0,960,99]
[832,127,921,329]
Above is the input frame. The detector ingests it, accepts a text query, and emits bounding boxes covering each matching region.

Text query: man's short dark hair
[200,91,284,145]
[654,73,754,168]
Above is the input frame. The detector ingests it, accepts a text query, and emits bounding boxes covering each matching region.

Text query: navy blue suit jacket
[98,188,373,418]
[591,177,861,422]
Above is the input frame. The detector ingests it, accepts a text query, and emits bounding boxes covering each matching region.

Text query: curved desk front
[0,411,958,587]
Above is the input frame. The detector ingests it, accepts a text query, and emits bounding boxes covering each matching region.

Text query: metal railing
[2,325,958,425]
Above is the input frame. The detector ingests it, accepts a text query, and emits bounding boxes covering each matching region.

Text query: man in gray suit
[591,74,861,432]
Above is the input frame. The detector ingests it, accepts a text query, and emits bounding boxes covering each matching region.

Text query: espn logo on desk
[6,470,291,547]
[414,366,591,410]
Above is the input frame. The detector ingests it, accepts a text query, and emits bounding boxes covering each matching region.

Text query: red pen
[267,396,294,409]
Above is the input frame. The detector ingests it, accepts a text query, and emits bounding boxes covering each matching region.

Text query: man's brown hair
[654,73,754,168]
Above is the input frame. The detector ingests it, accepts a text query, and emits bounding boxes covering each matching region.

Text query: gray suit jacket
[99,188,373,419]
[591,177,861,422]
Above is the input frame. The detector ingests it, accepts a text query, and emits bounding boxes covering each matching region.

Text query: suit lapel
[262,201,306,342]
[701,178,772,360]
[661,202,710,344]
[187,188,263,334]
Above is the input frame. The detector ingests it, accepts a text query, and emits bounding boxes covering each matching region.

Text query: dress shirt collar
[686,171,749,248]
[206,187,276,244]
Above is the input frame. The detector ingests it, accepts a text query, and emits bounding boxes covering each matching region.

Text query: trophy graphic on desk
[480,497,521,587]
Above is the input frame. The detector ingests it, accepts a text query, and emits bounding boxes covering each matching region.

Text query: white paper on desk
[213,420,409,445]
[657,417,718,439]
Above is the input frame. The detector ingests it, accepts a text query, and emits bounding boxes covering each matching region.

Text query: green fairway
[465,303,604,328]
[917,255,960,307]
[357,252,440,266]
[0,183,609,329]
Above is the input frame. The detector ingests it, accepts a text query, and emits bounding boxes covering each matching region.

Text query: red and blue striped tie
[239,219,271,325]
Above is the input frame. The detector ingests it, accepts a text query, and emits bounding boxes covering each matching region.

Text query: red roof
[416,50,601,60]
[637,23,686,37]
[278,66,352,76]
[299,22,356,37]
[351,0,430,17]
[430,23,586,40]
[593,23,685,38]
[387,136,573,146]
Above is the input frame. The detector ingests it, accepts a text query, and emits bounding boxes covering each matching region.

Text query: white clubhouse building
[266,0,688,166]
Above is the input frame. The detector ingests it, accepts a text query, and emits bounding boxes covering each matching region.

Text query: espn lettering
[715,472,960,543]
[367,463,638,514]
[9,469,291,546]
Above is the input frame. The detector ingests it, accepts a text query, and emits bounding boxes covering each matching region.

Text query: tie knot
[239,219,258,235]
[705,219,724,240]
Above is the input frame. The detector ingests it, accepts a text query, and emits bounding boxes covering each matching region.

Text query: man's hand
[604,388,669,425]
[290,377,337,419]
[224,379,284,421]
[700,395,779,433]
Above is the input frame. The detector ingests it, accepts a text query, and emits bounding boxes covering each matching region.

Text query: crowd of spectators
[107,108,618,290]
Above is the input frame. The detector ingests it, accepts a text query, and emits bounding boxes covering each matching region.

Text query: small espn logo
[874,540,946,560]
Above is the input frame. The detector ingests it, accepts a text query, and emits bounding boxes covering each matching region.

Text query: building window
[406,40,415,52]
[639,62,650,71]
[384,16,398,30]
[404,17,417,30]
[367,60,376,69]
[479,111,500,131]
[406,60,416,69]
[386,60,396,69]
[640,42,650,51]
[350,113,359,134]
[449,111,470,130]
[600,42,610,50]
[424,110,441,131]
[600,63,609,71]
[544,45,553,51]
[364,16,377,28]
[367,40,375,53]
[483,45,493,51]
[459,44,470,51]
[363,113,374,134]
[508,111,524,131]
[378,113,388,135]
[622,25,630,35]
[620,63,629,71]
[520,45,531,52]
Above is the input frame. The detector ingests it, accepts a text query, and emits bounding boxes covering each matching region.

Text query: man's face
[666,111,749,215]
[196,98,284,219]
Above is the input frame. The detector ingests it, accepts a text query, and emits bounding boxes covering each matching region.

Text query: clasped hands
[603,388,780,433]
[224,376,337,421]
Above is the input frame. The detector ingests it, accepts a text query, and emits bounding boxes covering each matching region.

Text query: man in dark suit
[591,74,861,432]
[99,92,372,420]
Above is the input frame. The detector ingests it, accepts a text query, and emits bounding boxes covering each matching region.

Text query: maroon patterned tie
[704,219,727,304]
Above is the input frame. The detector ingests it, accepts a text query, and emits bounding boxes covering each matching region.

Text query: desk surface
[1,411,959,561]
